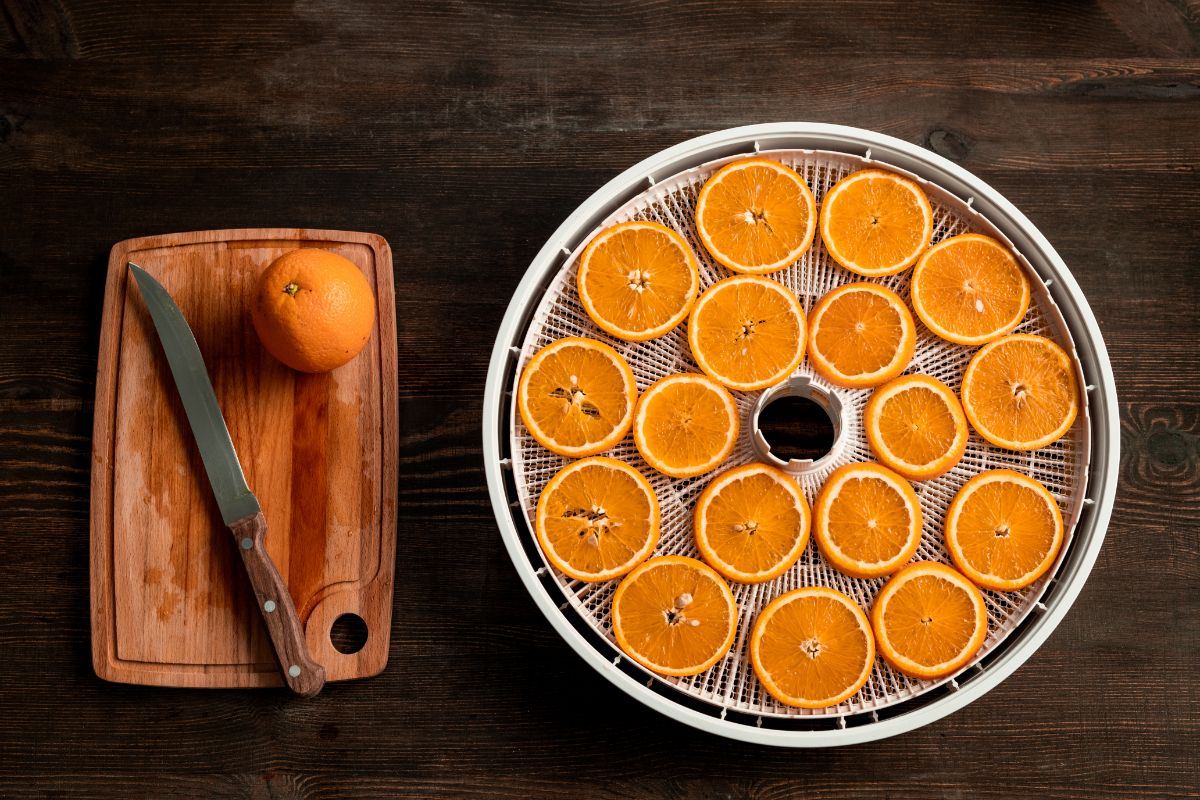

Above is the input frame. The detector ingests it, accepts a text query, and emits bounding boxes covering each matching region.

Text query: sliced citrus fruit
[611,555,738,676]
[819,169,933,277]
[694,157,817,275]
[750,587,875,708]
[633,373,738,479]
[687,275,806,391]
[945,469,1064,591]
[865,374,969,481]
[871,561,988,680]
[577,220,700,341]
[911,233,1031,345]
[813,462,923,579]
[517,337,637,458]
[960,333,1078,450]
[807,282,916,388]
[693,463,810,584]
[535,457,660,582]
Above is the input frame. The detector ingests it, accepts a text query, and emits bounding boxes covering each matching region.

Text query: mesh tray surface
[509,149,1089,719]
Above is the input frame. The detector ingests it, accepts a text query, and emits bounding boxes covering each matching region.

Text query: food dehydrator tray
[483,123,1118,746]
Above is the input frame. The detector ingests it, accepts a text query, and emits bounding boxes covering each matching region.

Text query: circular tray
[483,124,1119,746]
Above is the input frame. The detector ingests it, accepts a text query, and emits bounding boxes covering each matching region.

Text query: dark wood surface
[1,1,1197,797]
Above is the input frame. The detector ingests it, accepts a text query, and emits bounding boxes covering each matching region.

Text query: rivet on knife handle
[229,511,326,697]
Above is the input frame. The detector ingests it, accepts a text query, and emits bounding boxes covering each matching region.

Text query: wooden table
[1,2,1197,797]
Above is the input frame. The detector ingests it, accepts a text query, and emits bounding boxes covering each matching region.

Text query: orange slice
[633,374,739,479]
[517,337,637,458]
[750,587,875,708]
[694,157,817,275]
[960,333,1078,450]
[813,463,923,579]
[611,555,738,676]
[819,169,933,277]
[945,469,1064,591]
[865,374,969,481]
[687,275,806,391]
[807,283,916,388]
[578,220,700,341]
[911,234,1031,345]
[871,561,988,680]
[535,457,660,582]
[693,463,811,584]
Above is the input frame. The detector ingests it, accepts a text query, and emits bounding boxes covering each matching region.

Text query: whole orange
[250,248,376,373]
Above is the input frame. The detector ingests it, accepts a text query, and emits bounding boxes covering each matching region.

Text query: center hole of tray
[751,376,846,475]
[758,396,835,461]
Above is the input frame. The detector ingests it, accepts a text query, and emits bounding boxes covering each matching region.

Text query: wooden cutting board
[90,229,397,688]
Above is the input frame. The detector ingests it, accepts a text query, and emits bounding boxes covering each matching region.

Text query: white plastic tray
[483,124,1118,746]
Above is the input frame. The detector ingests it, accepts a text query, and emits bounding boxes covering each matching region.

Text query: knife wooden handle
[228,511,326,697]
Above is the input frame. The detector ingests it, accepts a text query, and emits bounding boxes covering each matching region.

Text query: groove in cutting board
[90,228,398,688]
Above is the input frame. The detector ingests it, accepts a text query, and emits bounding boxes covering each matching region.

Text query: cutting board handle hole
[329,613,368,655]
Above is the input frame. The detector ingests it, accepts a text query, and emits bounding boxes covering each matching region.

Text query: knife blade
[129,262,325,697]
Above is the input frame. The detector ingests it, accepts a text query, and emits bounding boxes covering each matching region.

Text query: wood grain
[90,228,398,688]
[0,0,1197,797]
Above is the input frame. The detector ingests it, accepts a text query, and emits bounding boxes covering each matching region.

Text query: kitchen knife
[128,263,325,697]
